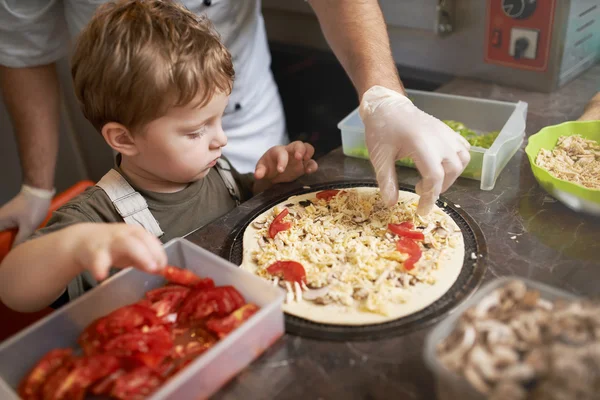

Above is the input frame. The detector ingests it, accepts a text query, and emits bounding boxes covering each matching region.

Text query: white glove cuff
[360,85,412,117]
[21,184,56,200]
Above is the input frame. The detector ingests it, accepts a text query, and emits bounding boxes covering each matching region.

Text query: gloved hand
[359,86,471,216]
[0,185,54,247]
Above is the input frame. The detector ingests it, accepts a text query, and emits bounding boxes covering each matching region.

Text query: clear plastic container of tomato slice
[0,238,285,400]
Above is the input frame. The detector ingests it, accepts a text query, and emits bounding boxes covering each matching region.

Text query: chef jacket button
[203,0,211,6]
[235,103,241,111]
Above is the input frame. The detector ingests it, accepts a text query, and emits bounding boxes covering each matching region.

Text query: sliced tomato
[177,286,246,324]
[90,370,126,396]
[193,277,216,290]
[315,189,343,201]
[103,326,172,368]
[266,260,306,284]
[110,366,163,400]
[146,285,191,319]
[19,348,73,400]
[268,208,292,238]
[206,304,260,338]
[160,266,206,287]
[396,237,422,271]
[146,285,190,303]
[79,304,163,356]
[41,364,74,400]
[388,222,425,241]
[47,355,121,400]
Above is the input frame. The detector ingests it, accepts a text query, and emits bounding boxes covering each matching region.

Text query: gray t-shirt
[31,162,253,303]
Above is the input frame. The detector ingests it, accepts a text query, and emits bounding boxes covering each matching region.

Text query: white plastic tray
[0,238,285,400]
[338,89,528,191]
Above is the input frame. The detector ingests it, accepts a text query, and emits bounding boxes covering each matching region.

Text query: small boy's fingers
[135,229,167,270]
[114,236,158,273]
[254,163,267,180]
[276,149,289,173]
[304,143,315,161]
[290,141,305,160]
[89,250,112,281]
[305,159,319,174]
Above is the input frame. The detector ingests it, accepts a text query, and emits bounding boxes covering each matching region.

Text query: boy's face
[133,92,229,184]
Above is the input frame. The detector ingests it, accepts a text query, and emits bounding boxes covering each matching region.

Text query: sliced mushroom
[303,286,330,301]
[469,345,499,381]
[464,366,490,394]
[352,287,369,300]
[500,363,536,382]
[257,236,268,250]
[274,236,284,251]
[433,226,449,238]
[353,215,369,223]
[489,381,527,400]
[314,295,334,305]
[252,216,267,229]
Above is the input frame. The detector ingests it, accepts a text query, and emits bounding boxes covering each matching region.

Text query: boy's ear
[101,122,139,156]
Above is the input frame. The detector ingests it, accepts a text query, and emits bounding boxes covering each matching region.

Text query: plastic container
[0,238,285,400]
[525,120,600,216]
[423,277,578,400]
[338,89,528,191]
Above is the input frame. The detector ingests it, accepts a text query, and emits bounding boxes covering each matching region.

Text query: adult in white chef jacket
[0,0,470,246]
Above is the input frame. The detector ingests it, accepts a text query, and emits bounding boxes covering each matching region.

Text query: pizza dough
[240,187,465,325]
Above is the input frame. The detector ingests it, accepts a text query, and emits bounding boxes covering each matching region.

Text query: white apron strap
[96,169,164,238]
[215,158,241,206]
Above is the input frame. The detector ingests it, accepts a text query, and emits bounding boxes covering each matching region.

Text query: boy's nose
[210,126,227,148]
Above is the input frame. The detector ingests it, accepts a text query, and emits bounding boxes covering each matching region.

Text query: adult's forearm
[308,0,404,98]
[0,64,61,190]
[578,92,600,121]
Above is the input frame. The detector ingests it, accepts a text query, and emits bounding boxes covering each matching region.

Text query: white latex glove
[359,86,471,216]
[0,185,54,247]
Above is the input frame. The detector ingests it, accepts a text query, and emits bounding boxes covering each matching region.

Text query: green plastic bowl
[525,120,600,215]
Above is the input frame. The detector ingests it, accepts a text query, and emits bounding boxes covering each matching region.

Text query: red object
[207,304,260,338]
[79,304,164,356]
[388,222,425,241]
[268,208,292,239]
[266,260,307,284]
[0,180,95,343]
[46,355,121,400]
[484,0,555,71]
[491,28,502,47]
[41,364,74,400]
[18,349,74,400]
[110,366,164,400]
[315,189,342,201]
[160,266,205,288]
[18,269,258,399]
[177,286,246,324]
[396,237,423,271]
[90,370,125,396]
[103,326,172,368]
[145,285,190,319]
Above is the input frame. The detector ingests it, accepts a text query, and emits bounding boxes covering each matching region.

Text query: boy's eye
[187,126,207,139]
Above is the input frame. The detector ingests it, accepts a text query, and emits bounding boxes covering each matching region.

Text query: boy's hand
[73,223,167,281]
[254,141,318,186]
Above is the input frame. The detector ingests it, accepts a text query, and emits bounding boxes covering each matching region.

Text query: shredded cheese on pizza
[250,189,461,316]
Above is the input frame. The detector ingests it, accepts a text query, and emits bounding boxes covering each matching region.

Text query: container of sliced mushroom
[423,276,600,400]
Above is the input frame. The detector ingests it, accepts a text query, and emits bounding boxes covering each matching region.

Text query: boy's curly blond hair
[72,0,234,133]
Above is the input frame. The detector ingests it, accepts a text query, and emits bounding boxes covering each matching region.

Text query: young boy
[0,0,318,313]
